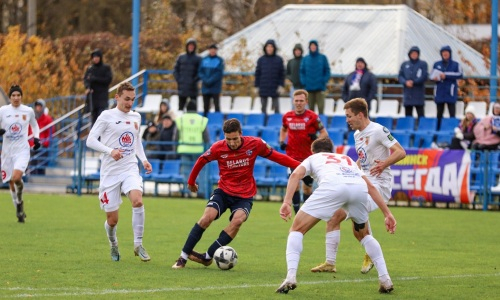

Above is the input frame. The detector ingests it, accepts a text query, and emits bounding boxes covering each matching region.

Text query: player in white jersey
[276,137,397,294]
[311,98,406,274]
[0,85,40,223]
[86,82,153,262]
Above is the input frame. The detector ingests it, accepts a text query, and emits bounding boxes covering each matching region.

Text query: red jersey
[282,109,324,161]
[188,136,300,198]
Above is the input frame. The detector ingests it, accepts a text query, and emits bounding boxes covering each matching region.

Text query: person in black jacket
[341,57,377,113]
[84,49,113,126]
[174,38,202,112]
[398,46,428,118]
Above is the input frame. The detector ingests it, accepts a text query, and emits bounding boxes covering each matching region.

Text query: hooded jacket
[432,45,463,104]
[83,49,113,108]
[254,39,285,97]
[286,43,303,89]
[341,57,377,107]
[28,99,53,148]
[299,40,331,92]
[398,46,429,106]
[198,48,225,95]
[174,38,202,98]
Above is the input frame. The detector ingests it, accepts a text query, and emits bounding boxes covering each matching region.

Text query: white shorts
[1,149,30,183]
[98,171,143,212]
[367,179,392,212]
[300,183,369,224]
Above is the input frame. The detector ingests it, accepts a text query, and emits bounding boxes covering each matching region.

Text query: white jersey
[354,121,397,183]
[300,152,365,186]
[0,104,39,155]
[86,108,147,176]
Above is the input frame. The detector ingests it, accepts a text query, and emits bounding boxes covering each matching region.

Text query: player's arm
[186,153,211,192]
[362,175,396,234]
[318,127,328,139]
[135,129,151,174]
[266,149,300,169]
[279,126,288,149]
[370,142,406,177]
[280,165,306,221]
[29,109,40,139]
[86,117,113,155]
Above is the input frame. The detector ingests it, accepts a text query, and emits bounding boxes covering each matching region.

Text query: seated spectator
[449,105,478,150]
[142,120,161,159]
[471,102,500,151]
[154,99,176,125]
[157,115,178,160]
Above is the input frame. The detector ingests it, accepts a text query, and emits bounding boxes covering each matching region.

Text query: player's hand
[33,138,41,151]
[187,183,198,193]
[0,128,5,136]
[280,142,287,150]
[279,202,292,221]
[111,149,125,161]
[384,214,397,234]
[143,160,152,174]
[369,159,385,177]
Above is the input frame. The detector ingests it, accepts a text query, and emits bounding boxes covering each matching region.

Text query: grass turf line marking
[2,272,499,298]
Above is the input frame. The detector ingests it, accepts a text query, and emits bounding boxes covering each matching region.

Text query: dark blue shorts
[207,188,253,221]
[289,167,314,187]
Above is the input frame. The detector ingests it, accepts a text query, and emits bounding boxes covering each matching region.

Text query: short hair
[344,98,368,118]
[293,89,308,99]
[223,118,242,134]
[311,137,334,153]
[116,82,135,96]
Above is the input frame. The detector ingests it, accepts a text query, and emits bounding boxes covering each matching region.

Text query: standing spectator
[198,44,225,117]
[286,43,304,95]
[83,49,113,126]
[0,85,40,223]
[172,118,300,269]
[153,99,176,124]
[254,39,285,115]
[300,40,330,114]
[29,99,54,175]
[449,105,478,150]
[431,45,463,129]
[342,57,377,113]
[279,89,328,214]
[86,82,152,262]
[174,38,201,111]
[399,46,428,118]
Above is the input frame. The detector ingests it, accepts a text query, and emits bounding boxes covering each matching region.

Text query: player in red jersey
[279,89,328,214]
[172,118,301,269]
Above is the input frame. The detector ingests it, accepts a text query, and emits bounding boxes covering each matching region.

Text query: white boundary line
[2,273,499,298]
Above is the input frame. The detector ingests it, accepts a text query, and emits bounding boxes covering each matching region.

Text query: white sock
[325,230,340,265]
[361,235,388,278]
[180,251,188,260]
[10,190,18,207]
[286,231,303,281]
[132,206,145,248]
[104,221,118,246]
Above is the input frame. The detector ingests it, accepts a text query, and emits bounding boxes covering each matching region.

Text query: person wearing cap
[300,40,330,114]
[431,45,463,130]
[398,46,428,118]
[174,38,202,112]
[286,43,304,96]
[341,57,377,114]
[28,99,54,175]
[0,85,40,223]
[449,104,478,150]
[198,44,225,117]
[83,49,113,127]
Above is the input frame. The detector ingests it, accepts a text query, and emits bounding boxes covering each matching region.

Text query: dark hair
[223,118,242,134]
[311,137,334,153]
[344,98,368,118]
[116,82,135,96]
[9,85,23,97]
[293,89,308,99]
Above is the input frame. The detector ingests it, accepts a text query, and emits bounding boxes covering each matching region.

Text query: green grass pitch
[0,192,499,299]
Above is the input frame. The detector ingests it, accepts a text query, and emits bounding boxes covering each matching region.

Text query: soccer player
[86,82,153,262]
[172,118,301,269]
[311,98,406,274]
[276,137,397,294]
[0,85,40,223]
[280,89,328,214]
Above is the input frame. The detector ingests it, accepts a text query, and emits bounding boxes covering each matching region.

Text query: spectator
[174,38,201,111]
[29,99,54,175]
[154,99,176,124]
[471,102,500,151]
[449,105,478,150]
[83,49,113,126]
[300,40,330,114]
[286,43,304,95]
[198,44,225,117]
[398,46,428,118]
[254,39,285,115]
[158,115,178,160]
[431,45,463,129]
[142,120,161,159]
[342,57,377,113]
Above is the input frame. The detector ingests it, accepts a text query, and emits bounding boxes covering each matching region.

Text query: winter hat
[355,57,367,68]
[9,85,22,97]
[464,105,475,115]
[208,44,218,49]
[91,49,102,58]
[34,99,46,108]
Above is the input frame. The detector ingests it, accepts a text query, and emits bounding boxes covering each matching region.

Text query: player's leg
[302,176,313,203]
[311,208,346,272]
[12,165,27,222]
[99,176,123,261]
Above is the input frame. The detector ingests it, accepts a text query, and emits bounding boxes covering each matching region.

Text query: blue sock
[207,230,233,258]
[182,223,205,255]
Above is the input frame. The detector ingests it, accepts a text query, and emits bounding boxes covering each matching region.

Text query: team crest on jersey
[221,154,228,158]
[22,115,26,121]
[246,150,253,156]
[287,117,292,121]
[340,166,352,173]
[9,122,21,133]
[357,148,367,164]
[119,131,134,147]
[304,117,309,122]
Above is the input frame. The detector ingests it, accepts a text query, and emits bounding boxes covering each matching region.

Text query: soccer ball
[213,246,238,270]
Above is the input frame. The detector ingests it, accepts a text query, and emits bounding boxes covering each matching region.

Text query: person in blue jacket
[431,45,463,129]
[299,40,330,115]
[198,44,225,117]
[398,46,428,118]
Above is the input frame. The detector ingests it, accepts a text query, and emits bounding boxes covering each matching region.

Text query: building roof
[216,4,491,77]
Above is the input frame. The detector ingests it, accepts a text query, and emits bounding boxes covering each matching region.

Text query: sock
[286,231,303,280]
[104,221,118,246]
[361,235,388,278]
[325,230,340,265]
[132,206,145,248]
[292,191,301,214]
[14,180,23,203]
[207,230,233,258]
[10,190,18,207]
[303,193,310,203]
[182,223,205,255]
